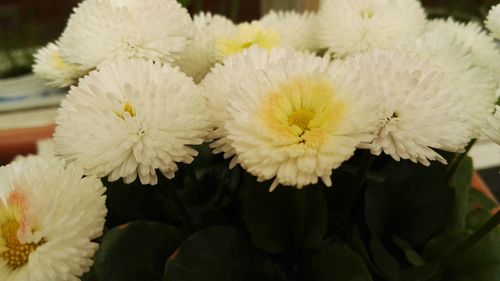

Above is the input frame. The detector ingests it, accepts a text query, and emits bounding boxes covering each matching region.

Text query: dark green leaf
[243,182,327,254]
[103,179,176,228]
[309,242,373,281]
[365,160,454,246]
[468,188,497,211]
[466,209,492,231]
[94,222,185,281]
[80,268,98,281]
[393,235,425,267]
[370,238,401,281]
[164,226,279,281]
[448,156,473,230]
[398,263,440,281]
[177,0,192,7]
[424,230,500,281]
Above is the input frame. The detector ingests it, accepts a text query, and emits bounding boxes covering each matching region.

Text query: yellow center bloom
[260,77,346,148]
[0,190,45,269]
[51,51,68,70]
[216,23,280,58]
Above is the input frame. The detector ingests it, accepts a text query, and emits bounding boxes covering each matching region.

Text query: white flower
[345,50,473,165]
[32,42,88,88]
[201,47,299,167]
[223,52,379,189]
[427,18,500,77]
[486,4,500,40]
[214,22,281,60]
[175,13,235,83]
[36,139,57,159]
[0,156,106,281]
[58,0,194,69]
[54,59,211,185]
[316,0,426,58]
[259,10,320,52]
[394,30,498,138]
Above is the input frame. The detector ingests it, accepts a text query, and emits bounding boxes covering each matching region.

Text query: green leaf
[468,188,497,211]
[177,0,192,7]
[393,235,425,267]
[466,208,492,231]
[94,222,185,281]
[164,226,279,281]
[448,156,473,230]
[398,263,440,281]
[365,160,454,246]
[243,182,327,254]
[309,242,373,281]
[370,238,401,281]
[424,230,500,281]
[103,179,176,228]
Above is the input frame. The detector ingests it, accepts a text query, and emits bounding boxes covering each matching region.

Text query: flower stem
[445,139,477,179]
[440,211,500,264]
[159,173,195,234]
[343,151,376,216]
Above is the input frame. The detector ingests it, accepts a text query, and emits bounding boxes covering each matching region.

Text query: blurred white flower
[54,59,211,185]
[486,4,500,40]
[175,13,235,83]
[482,105,500,145]
[345,50,473,165]
[317,0,426,58]
[32,42,88,88]
[201,47,297,167]
[395,29,498,139]
[58,0,194,69]
[223,52,379,190]
[260,10,320,52]
[0,156,106,281]
[427,18,500,78]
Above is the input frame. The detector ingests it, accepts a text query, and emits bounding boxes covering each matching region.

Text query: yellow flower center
[288,109,315,132]
[1,220,44,269]
[359,8,374,19]
[260,77,346,147]
[216,23,280,58]
[51,51,67,70]
[116,102,136,119]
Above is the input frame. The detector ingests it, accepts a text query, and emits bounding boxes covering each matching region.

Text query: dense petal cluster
[58,0,194,69]
[32,42,88,88]
[486,4,500,40]
[317,0,426,57]
[0,156,106,281]
[344,50,473,165]
[175,13,235,83]
[221,50,379,189]
[54,59,211,185]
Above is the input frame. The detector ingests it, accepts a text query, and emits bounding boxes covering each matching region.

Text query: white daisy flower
[36,139,57,159]
[54,59,211,185]
[486,4,500,40]
[32,42,88,88]
[214,22,281,60]
[316,0,426,58]
[223,52,379,190]
[0,156,106,281]
[427,18,500,77]
[395,30,498,138]
[482,105,500,145]
[58,0,194,69]
[259,10,320,52]
[201,47,299,167]
[175,12,235,83]
[345,50,473,165]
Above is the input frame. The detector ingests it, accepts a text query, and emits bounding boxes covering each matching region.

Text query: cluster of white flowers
[8,0,498,278]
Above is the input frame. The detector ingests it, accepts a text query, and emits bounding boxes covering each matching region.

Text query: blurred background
[0,0,498,78]
[0,0,498,200]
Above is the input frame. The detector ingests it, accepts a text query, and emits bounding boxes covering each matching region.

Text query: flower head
[260,10,320,52]
[222,52,379,189]
[175,13,235,83]
[32,42,87,88]
[54,59,211,185]
[58,0,194,69]
[486,4,500,40]
[344,50,473,165]
[317,0,426,58]
[0,156,106,281]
